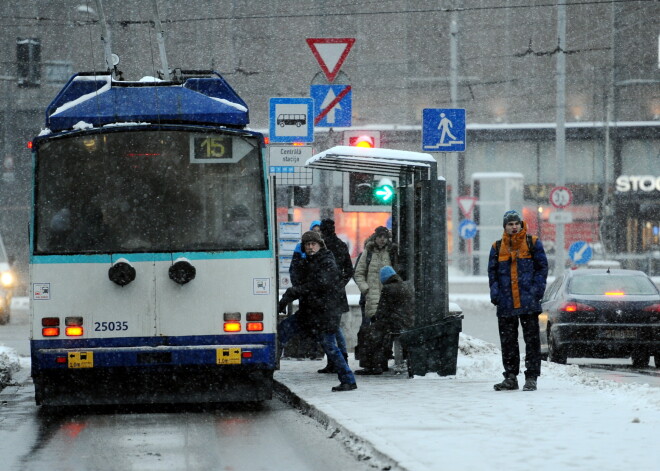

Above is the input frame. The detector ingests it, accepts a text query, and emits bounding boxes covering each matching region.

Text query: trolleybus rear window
[34,130,268,254]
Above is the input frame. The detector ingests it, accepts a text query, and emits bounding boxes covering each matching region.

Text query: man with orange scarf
[488,210,548,391]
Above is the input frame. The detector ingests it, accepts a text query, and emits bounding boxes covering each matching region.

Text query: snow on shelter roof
[45,72,249,132]
[306,145,436,178]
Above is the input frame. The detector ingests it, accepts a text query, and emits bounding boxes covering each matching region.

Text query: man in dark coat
[278,230,357,392]
[488,210,548,391]
[315,218,354,374]
[355,266,414,375]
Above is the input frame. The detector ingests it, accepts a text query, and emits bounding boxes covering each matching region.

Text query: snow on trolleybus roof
[44,71,250,132]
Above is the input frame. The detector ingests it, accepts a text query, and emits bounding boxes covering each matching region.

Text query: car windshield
[569,274,658,296]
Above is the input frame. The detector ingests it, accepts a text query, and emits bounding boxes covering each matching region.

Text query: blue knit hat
[310,220,321,231]
[380,265,396,283]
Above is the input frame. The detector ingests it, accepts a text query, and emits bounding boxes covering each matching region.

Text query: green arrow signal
[374,184,395,203]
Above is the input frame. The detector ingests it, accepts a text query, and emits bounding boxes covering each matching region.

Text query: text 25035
[94,321,128,332]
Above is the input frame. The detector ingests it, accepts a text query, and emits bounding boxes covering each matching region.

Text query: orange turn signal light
[224,322,241,332]
[65,326,84,336]
[42,327,60,337]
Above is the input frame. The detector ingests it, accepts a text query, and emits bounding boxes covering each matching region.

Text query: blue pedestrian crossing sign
[422,108,466,152]
[459,219,478,239]
[269,97,314,143]
[568,241,593,265]
[310,84,352,127]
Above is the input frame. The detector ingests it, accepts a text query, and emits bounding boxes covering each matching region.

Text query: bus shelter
[307,146,462,376]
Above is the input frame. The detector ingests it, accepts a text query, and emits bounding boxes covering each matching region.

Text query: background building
[0,1,659,288]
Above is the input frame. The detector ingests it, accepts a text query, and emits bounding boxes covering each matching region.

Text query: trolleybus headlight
[169,258,196,285]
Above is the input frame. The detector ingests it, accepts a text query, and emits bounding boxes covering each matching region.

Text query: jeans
[335,327,348,357]
[279,314,356,385]
[497,313,541,379]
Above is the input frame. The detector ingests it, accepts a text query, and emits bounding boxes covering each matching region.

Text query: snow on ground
[1,289,659,470]
[275,333,660,471]
[0,345,21,386]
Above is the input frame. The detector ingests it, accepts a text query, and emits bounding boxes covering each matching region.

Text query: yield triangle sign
[457,196,477,217]
[306,38,355,82]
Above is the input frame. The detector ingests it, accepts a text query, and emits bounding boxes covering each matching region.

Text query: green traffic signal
[373,183,395,203]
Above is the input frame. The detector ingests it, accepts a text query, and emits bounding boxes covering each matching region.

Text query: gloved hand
[278,288,297,313]
[490,298,499,306]
[277,298,289,313]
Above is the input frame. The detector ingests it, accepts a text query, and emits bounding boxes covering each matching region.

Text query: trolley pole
[94,0,115,78]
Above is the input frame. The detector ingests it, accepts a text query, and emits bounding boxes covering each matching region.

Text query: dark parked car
[540,268,660,368]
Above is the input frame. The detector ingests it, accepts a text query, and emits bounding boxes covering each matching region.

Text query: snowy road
[0,367,374,471]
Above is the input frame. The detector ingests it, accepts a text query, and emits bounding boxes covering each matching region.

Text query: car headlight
[0,271,14,288]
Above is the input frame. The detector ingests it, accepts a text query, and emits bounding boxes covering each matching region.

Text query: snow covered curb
[274,380,407,471]
[0,346,21,389]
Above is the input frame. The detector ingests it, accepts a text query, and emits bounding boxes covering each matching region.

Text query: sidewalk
[274,334,660,471]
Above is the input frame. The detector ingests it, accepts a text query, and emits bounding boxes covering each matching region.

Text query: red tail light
[42,327,60,337]
[42,317,60,326]
[642,304,660,313]
[246,322,263,332]
[560,301,595,312]
[246,312,263,321]
[242,351,253,358]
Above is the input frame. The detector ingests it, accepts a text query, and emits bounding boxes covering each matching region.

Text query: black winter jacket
[283,247,343,333]
[322,233,354,312]
[373,274,414,331]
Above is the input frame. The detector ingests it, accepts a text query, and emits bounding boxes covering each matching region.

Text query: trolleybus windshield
[34,129,268,254]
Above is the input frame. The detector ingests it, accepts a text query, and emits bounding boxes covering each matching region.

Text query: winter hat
[309,220,321,231]
[320,218,335,236]
[502,210,522,228]
[301,230,325,248]
[374,226,390,238]
[380,265,396,283]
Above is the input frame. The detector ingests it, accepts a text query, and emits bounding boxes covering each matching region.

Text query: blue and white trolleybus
[29,71,278,405]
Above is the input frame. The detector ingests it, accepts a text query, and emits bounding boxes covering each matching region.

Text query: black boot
[493,374,519,391]
[523,377,537,391]
[317,364,337,374]
[331,383,357,392]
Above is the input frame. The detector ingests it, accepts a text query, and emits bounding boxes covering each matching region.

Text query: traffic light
[344,174,397,211]
[293,186,310,206]
[373,178,395,204]
[343,130,381,148]
[348,173,373,206]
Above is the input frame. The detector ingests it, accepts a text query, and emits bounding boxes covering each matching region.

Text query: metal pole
[449,11,460,271]
[94,0,115,77]
[151,0,171,81]
[554,1,566,276]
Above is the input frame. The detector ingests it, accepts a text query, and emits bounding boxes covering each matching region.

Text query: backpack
[354,244,398,280]
[495,235,537,255]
